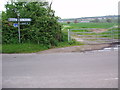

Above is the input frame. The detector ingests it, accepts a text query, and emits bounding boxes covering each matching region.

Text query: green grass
[56,40,84,48]
[62,23,119,39]
[72,29,90,32]
[97,28,120,39]
[71,29,119,39]
[70,23,116,28]
[2,43,49,53]
[2,40,83,53]
[0,44,2,53]
[62,23,117,32]
[2,30,84,53]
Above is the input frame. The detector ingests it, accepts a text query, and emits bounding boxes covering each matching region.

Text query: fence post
[111,29,113,43]
[68,29,70,41]
[112,30,114,43]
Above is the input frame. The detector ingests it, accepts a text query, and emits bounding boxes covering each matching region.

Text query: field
[62,22,119,39]
[62,23,117,31]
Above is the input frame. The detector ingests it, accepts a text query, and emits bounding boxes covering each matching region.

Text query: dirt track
[90,28,108,33]
[37,44,112,54]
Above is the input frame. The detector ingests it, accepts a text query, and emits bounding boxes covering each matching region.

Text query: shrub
[2,1,63,46]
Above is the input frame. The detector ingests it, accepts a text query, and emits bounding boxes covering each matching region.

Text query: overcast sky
[0,0,119,19]
[50,0,119,19]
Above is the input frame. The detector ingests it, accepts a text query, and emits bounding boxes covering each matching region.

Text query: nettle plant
[2,1,63,46]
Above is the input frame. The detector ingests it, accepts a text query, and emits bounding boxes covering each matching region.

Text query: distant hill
[58,15,118,23]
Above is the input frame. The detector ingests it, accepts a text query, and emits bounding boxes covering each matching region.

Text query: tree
[95,19,100,23]
[2,1,63,46]
[106,19,112,23]
[91,18,100,23]
[67,21,70,24]
[74,19,78,23]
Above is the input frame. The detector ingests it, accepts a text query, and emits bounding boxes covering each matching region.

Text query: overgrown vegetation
[2,1,82,53]
[2,1,63,46]
[1,1,84,53]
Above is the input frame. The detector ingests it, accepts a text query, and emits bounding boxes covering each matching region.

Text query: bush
[2,1,63,46]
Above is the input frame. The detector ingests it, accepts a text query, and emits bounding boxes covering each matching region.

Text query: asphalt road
[2,51,118,88]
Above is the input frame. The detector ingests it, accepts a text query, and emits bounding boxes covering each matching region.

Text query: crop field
[62,23,117,31]
[70,29,119,38]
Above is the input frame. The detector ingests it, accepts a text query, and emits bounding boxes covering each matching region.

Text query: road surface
[2,51,118,88]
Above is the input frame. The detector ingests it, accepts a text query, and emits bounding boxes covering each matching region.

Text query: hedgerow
[2,1,63,46]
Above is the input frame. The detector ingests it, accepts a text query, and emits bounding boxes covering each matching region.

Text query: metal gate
[68,28,119,44]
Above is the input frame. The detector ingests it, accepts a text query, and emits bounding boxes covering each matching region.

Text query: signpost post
[17,13,21,43]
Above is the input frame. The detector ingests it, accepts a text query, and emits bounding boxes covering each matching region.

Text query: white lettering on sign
[8,18,32,22]
[20,18,31,22]
[8,18,18,21]
[20,22,29,25]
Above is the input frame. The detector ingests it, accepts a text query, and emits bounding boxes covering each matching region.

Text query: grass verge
[2,40,83,53]
[0,44,2,53]
[2,43,49,53]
